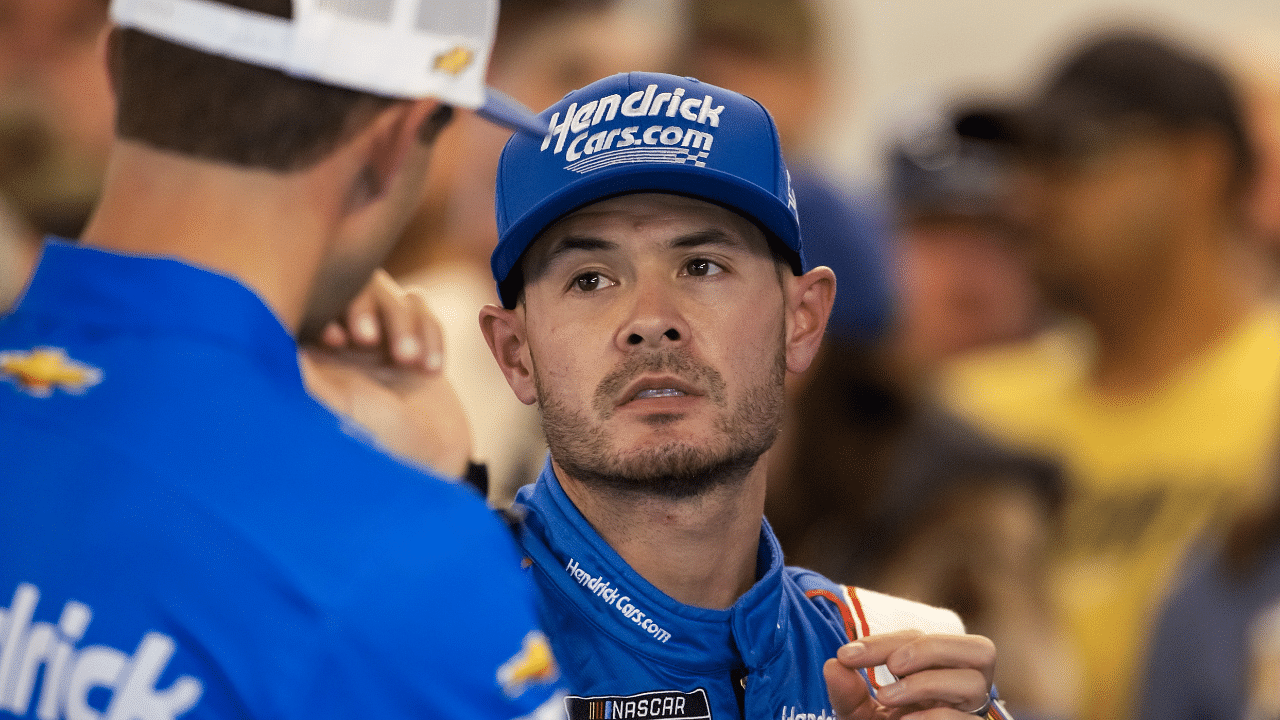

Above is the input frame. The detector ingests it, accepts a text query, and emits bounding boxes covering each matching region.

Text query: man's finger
[872,666,990,714]
[883,634,996,686]
[343,277,382,347]
[405,288,444,371]
[365,270,423,365]
[835,632,997,718]
[319,321,348,348]
[822,657,874,720]
[834,629,925,669]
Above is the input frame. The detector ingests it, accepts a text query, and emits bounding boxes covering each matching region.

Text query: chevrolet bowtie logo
[497,631,559,698]
[0,346,102,397]
[433,46,474,76]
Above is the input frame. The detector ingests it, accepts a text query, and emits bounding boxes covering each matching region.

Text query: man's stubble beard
[536,338,787,501]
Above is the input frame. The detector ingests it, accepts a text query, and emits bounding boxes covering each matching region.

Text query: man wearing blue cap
[0,1,565,719]
[481,72,1010,719]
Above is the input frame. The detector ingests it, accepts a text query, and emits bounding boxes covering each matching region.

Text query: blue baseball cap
[491,71,804,307]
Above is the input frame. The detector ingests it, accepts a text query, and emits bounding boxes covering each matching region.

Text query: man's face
[1012,127,1187,310]
[896,216,1040,368]
[301,110,442,341]
[517,193,789,499]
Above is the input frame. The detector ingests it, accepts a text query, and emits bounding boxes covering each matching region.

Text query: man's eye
[684,258,724,277]
[572,272,612,292]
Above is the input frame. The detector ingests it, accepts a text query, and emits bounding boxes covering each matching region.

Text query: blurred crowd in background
[3,1,1280,719]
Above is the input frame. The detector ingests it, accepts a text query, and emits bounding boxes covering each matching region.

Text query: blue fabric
[1139,539,1280,720]
[0,241,563,720]
[789,167,896,342]
[514,462,857,720]
[492,72,802,306]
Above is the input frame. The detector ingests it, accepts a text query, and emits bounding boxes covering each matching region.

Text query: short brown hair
[108,0,396,172]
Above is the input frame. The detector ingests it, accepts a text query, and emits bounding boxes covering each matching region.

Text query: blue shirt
[0,241,564,720]
[1139,539,1280,720]
[513,462,967,720]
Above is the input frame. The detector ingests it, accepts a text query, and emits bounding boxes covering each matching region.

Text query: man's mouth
[616,375,701,408]
[633,388,688,400]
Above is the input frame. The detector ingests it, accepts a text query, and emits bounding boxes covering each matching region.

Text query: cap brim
[475,88,549,138]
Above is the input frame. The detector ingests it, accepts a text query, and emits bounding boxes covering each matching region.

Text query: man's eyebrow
[669,228,747,251]
[545,236,618,260]
[525,235,617,279]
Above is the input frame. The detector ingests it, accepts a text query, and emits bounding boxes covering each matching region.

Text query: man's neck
[553,458,769,610]
[79,140,338,335]
[1086,231,1258,397]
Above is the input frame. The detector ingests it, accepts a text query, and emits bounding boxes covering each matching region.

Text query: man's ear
[479,303,538,406]
[345,99,442,211]
[783,266,836,375]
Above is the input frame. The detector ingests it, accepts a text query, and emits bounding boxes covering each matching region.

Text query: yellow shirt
[941,306,1280,720]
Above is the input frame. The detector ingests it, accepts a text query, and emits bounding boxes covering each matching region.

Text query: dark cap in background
[1015,29,1254,185]
[889,106,1020,220]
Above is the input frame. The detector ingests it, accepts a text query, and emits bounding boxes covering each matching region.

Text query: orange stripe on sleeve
[804,588,858,642]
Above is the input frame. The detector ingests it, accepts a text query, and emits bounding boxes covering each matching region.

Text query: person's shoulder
[941,323,1088,398]
[1214,301,1280,371]
[937,324,1089,433]
[270,428,508,566]
[1160,301,1280,420]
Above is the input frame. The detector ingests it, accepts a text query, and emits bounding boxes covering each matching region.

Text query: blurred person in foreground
[0,0,475,478]
[382,0,682,503]
[0,193,38,309]
[0,0,568,718]
[480,70,1013,720]
[941,29,1280,720]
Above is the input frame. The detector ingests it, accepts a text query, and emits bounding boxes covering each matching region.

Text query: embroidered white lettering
[664,88,686,117]
[621,85,656,117]
[542,84,725,163]
[571,102,597,134]
[0,584,204,720]
[678,97,701,122]
[593,94,621,124]
[543,105,576,153]
[648,92,672,116]
[696,96,724,126]
[563,560,671,643]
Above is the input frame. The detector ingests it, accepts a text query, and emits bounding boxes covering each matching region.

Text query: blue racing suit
[0,241,564,720]
[514,463,990,720]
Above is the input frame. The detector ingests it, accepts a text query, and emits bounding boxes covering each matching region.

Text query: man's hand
[313,268,445,370]
[300,270,473,477]
[824,630,998,719]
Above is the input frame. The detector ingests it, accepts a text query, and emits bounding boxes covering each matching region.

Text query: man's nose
[616,280,689,350]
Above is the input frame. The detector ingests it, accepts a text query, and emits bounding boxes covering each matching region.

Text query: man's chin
[558,442,763,501]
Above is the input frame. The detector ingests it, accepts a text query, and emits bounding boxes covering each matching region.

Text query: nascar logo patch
[565,688,710,720]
